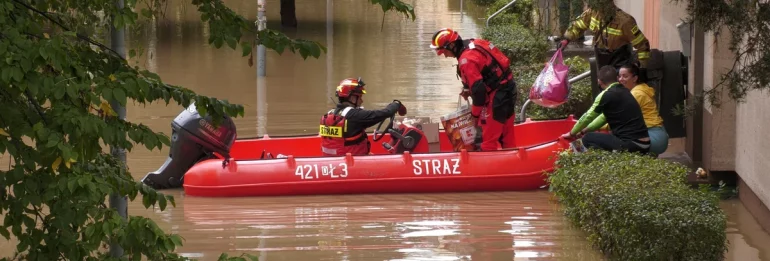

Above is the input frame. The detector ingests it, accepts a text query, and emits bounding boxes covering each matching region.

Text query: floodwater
[1,0,770,260]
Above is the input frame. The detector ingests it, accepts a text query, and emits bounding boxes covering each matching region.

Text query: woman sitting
[618,63,669,155]
[592,63,669,155]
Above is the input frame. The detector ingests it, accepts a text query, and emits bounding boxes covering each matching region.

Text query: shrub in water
[482,23,550,68]
[548,150,728,261]
[484,0,538,28]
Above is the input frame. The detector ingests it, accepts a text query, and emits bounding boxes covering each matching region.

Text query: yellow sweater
[632,83,664,128]
[594,83,664,131]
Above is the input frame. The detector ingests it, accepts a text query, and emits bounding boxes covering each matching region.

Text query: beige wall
[655,1,685,51]
[701,31,738,171]
[614,0,644,31]
[736,89,770,208]
[651,1,770,214]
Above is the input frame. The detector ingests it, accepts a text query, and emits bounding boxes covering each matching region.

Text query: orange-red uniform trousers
[457,39,517,151]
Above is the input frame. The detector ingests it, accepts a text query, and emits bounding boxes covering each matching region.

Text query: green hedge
[548,150,728,261]
[484,0,538,28]
[481,23,550,68]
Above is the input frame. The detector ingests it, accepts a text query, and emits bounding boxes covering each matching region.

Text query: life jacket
[456,38,513,92]
[319,107,369,156]
[456,39,518,123]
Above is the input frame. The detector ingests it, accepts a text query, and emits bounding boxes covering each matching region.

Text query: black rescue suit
[320,102,401,156]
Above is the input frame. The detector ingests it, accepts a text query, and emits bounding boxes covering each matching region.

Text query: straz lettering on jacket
[319,107,368,156]
[456,39,512,91]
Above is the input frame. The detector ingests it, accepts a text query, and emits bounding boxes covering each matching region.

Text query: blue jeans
[648,126,669,156]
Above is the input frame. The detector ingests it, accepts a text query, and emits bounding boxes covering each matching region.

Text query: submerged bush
[548,150,729,261]
[484,0,538,28]
[470,0,497,7]
[482,23,550,68]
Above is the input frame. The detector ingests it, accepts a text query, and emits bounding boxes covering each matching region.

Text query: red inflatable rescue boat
[140,103,578,197]
[186,120,577,197]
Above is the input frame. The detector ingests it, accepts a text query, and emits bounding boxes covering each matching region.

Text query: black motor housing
[141,103,237,189]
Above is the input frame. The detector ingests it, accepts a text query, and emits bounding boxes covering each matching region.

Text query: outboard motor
[382,120,430,154]
[141,103,237,189]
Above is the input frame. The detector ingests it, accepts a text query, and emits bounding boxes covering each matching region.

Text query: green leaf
[245,254,259,261]
[241,42,252,57]
[158,133,171,146]
[102,87,113,102]
[166,195,176,208]
[141,8,152,18]
[0,227,9,239]
[67,179,77,193]
[1,67,11,82]
[113,87,127,106]
[46,134,59,148]
[157,194,167,211]
[85,225,95,238]
[163,238,174,251]
[170,234,183,247]
[214,37,224,48]
[226,37,237,50]
[11,66,23,82]
[102,220,111,235]
[129,49,136,58]
[142,194,151,208]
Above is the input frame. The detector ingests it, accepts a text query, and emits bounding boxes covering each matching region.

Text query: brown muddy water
[1,0,770,260]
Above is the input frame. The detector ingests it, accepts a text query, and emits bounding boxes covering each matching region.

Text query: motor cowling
[141,103,237,189]
[382,122,429,154]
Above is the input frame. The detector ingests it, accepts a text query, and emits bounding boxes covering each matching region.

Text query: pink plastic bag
[529,48,571,108]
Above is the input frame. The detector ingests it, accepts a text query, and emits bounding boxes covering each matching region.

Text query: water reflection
[174,191,600,260]
[1,0,769,260]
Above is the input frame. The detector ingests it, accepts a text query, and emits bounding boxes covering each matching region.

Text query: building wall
[701,30,738,171]
[735,90,770,209]
[647,0,770,228]
[614,0,644,31]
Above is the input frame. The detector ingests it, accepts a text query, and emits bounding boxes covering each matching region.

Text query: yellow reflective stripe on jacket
[606,27,623,36]
[631,25,640,34]
[632,34,646,45]
[575,19,588,30]
[589,17,600,31]
[637,51,650,59]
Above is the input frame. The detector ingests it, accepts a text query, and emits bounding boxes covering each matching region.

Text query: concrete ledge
[738,178,770,234]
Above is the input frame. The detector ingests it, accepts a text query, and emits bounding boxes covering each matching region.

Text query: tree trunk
[280,0,298,28]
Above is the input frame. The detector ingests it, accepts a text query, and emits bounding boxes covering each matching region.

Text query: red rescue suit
[457,39,517,151]
[320,107,370,156]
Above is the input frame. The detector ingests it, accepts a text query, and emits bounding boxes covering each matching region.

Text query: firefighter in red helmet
[320,77,408,156]
[430,28,517,151]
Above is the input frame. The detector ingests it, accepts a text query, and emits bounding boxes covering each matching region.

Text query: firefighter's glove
[460,88,471,101]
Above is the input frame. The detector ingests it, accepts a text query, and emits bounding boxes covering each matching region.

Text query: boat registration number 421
[295,163,349,180]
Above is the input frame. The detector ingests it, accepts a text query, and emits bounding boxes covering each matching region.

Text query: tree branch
[11,0,125,60]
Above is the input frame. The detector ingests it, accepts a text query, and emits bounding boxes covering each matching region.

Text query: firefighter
[320,77,407,156]
[559,0,650,78]
[429,28,517,151]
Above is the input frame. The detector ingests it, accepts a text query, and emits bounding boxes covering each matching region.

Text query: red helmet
[335,77,366,98]
[429,28,461,54]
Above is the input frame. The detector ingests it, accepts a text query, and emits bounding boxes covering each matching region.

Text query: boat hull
[183,116,578,197]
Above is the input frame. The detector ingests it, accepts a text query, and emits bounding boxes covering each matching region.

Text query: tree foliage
[0,0,413,260]
[670,0,770,108]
